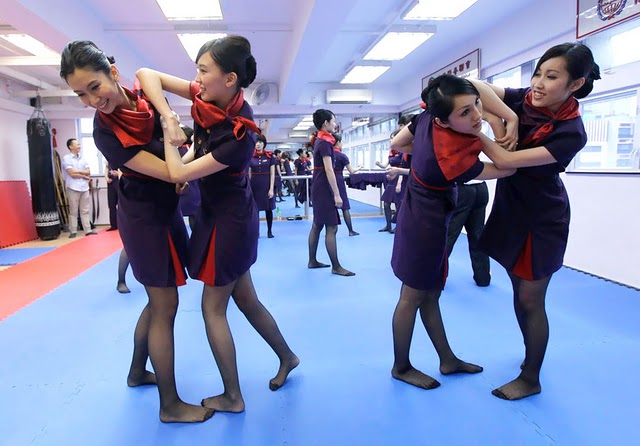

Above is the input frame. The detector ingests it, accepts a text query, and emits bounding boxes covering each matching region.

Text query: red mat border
[0,230,123,321]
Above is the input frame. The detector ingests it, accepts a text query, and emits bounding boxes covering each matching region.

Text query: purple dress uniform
[391,111,484,290]
[380,151,405,206]
[186,82,260,287]
[178,144,201,217]
[249,152,277,211]
[333,149,352,211]
[478,87,588,280]
[311,133,341,226]
[93,88,188,287]
[294,156,311,203]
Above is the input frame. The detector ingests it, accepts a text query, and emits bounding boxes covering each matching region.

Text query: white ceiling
[0,0,536,144]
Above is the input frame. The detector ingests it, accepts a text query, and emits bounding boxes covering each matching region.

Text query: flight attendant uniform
[381,151,405,207]
[186,82,261,286]
[178,144,201,219]
[294,156,311,203]
[249,151,276,211]
[333,148,352,211]
[391,111,484,291]
[478,87,587,280]
[311,131,340,226]
[93,87,188,287]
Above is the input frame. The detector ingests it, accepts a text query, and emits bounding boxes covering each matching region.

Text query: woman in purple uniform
[294,148,312,204]
[306,109,354,276]
[375,145,404,233]
[137,35,298,413]
[177,125,201,231]
[61,41,213,423]
[332,133,361,236]
[471,43,600,400]
[249,134,276,238]
[389,74,516,391]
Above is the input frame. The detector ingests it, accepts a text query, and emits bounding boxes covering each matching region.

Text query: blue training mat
[0,247,54,265]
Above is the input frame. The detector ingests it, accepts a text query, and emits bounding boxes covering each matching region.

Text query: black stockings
[265,209,274,237]
[117,249,130,293]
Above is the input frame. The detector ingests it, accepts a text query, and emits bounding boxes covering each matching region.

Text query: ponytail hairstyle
[420,74,479,123]
[196,35,257,90]
[534,42,601,99]
[60,40,115,80]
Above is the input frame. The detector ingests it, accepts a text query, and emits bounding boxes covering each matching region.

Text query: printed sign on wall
[577,0,640,38]
[421,49,480,92]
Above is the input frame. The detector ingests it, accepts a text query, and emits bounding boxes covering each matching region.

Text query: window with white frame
[568,90,639,172]
[79,118,104,175]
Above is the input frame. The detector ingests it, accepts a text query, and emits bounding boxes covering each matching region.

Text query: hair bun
[590,63,601,81]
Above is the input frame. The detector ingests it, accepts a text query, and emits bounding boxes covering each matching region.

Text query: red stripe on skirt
[197,227,217,286]
[167,232,187,286]
[512,232,534,280]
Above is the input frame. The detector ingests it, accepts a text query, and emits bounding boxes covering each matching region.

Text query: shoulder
[503,87,529,109]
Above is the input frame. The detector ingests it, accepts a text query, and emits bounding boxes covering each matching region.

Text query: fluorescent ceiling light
[178,33,227,61]
[0,34,59,57]
[404,0,478,20]
[155,0,223,20]
[363,32,433,60]
[340,66,390,84]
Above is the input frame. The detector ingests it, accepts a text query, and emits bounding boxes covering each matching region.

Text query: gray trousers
[66,188,92,234]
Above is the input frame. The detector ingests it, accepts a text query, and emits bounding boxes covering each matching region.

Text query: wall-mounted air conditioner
[326,89,372,104]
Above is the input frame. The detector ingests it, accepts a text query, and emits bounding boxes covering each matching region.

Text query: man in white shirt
[62,138,95,237]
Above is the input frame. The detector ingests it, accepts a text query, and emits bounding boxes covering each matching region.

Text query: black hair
[296,148,304,156]
[398,114,414,126]
[312,109,335,130]
[331,133,342,144]
[420,74,479,122]
[60,40,115,80]
[256,134,267,146]
[534,42,600,99]
[390,130,399,139]
[274,149,281,155]
[66,138,77,148]
[180,125,194,144]
[196,35,257,89]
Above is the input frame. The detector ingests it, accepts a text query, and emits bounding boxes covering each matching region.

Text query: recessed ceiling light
[363,32,433,60]
[0,34,59,57]
[340,66,390,84]
[404,0,478,20]
[155,0,223,20]
[178,33,227,61]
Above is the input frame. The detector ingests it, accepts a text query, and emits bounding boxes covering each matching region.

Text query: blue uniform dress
[333,149,352,211]
[380,152,405,206]
[391,112,484,291]
[187,83,259,287]
[93,104,188,288]
[478,87,588,280]
[311,137,341,226]
[249,152,276,211]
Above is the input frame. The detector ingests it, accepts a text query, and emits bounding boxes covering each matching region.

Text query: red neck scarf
[333,147,341,153]
[191,88,261,140]
[432,123,483,181]
[520,91,580,148]
[316,130,336,146]
[98,85,155,148]
[389,149,399,158]
[253,149,272,158]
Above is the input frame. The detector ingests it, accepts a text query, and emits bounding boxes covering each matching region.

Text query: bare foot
[308,261,330,269]
[492,376,541,401]
[349,231,360,236]
[391,365,440,390]
[127,370,157,387]
[117,282,131,294]
[269,354,300,390]
[332,267,355,277]
[160,401,214,423]
[440,358,483,375]
[201,393,245,413]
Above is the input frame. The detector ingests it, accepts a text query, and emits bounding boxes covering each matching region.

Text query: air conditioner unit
[326,89,372,104]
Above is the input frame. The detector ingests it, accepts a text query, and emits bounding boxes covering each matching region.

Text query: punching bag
[27,100,61,240]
